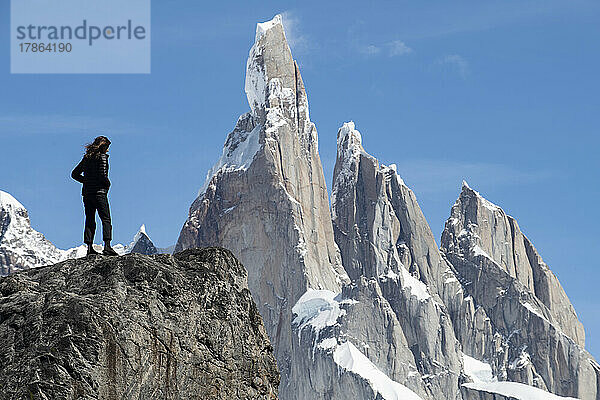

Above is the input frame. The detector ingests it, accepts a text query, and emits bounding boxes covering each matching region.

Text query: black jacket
[71,154,111,195]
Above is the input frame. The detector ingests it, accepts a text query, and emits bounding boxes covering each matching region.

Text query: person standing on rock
[71,136,119,256]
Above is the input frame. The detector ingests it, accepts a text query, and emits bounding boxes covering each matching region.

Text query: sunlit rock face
[441,182,598,399]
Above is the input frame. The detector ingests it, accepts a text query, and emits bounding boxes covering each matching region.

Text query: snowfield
[462,354,578,400]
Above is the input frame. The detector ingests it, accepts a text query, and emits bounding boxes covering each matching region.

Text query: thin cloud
[388,40,413,56]
[358,40,413,57]
[359,44,382,55]
[281,11,310,55]
[436,54,469,78]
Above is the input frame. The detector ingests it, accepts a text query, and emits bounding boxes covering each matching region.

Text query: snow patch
[462,354,576,399]
[198,123,262,196]
[379,265,431,302]
[472,244,491,259]
[381,163,406,187]
[245,41,266,111]
[523,302,549,322]
[255,14,282,42]
[318,337,338,350]
[333,341,425,400]
[463,381,578,399]
[399,265,431,302]
[463,354,495,384]
[509,349,531,370]
[462,182,501,211]
[0,190,25,210]
[292,289,345,335]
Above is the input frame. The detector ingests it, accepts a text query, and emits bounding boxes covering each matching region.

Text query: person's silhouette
[71,136,118,256]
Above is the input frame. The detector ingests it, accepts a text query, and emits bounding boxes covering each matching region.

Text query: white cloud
[388,40,413,56]
[358,40,413,57]
[437,54,469,78]
[281,11,310,54]
[360,44,382,55]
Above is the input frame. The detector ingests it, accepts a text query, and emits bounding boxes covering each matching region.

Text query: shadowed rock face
[128,226,159,255]
[0,248,279,400]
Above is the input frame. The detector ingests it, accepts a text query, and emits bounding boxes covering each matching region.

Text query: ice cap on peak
[337,121,363,149]
[255,14,283,42]
[462,180,471,190]
[0,190,25,211]
[132,224,149,244]
[245,15,288,114]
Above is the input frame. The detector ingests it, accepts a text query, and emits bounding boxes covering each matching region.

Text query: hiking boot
[103,246,119,256]
[87,245,101,256]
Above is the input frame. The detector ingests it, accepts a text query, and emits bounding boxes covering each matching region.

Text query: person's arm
[71,158,85,183]
[100,154,111,188]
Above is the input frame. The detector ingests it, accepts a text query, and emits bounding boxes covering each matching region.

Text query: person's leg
[96,193,117,255]
[83,195,97,245]
[83,195,101,255]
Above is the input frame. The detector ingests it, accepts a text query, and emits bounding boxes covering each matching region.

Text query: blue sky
[1,1,599,356]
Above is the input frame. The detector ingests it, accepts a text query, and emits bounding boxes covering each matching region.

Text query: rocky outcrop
[442,182,600,399]
[175,15,350,400]
[0,248,279,399]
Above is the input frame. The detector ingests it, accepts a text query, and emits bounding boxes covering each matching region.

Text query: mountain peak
[245,13,294,115]
[336,121,369,164]
[128,224,158,255]
[458,182,501,212]
[337,121,362,148]
[255,14,283,42]
[0,190,25,211]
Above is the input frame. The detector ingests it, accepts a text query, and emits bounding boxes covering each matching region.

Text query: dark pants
[83,193,112,244]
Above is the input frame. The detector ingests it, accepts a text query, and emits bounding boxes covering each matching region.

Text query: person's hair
[84,136,111,158]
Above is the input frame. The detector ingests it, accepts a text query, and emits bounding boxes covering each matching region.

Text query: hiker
[71,136,118,256]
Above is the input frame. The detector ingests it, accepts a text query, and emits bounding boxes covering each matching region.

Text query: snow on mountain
[125,224,159,255]
[198,117,262,196]
[1,190,66,274]
[175,14,368,399]
[462,355,579,400]
[333,342,425,400]
[331,121,466,399]
[442,183,599,398]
